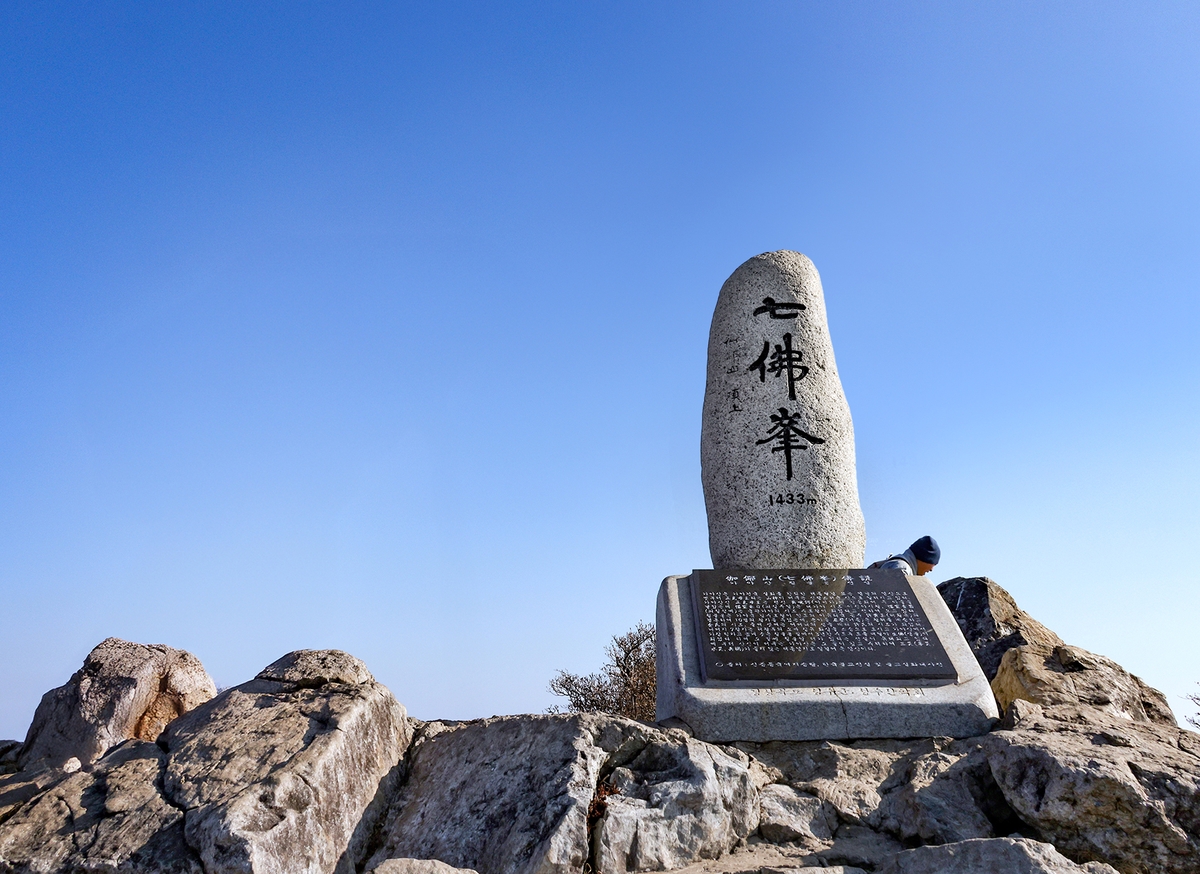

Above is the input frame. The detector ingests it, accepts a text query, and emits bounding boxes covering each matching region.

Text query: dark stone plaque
[689,568,957,682]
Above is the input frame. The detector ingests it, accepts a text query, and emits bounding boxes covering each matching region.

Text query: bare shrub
[548,621,656,722]
[1188,685,1200,731]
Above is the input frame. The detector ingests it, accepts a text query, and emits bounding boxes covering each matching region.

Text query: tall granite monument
[657,250,997,742]
[701,250,866,569]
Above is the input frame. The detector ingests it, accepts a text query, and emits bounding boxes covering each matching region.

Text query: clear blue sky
[2,2,1198,739]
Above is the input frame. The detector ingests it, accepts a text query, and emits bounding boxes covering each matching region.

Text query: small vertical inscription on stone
[688,569,957,682]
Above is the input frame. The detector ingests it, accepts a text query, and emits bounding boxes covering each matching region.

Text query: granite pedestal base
[655,573,999,742]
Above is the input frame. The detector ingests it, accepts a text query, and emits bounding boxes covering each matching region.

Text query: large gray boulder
[939,577,1176,726]
[369,862,479,874]
[756,783,837,844]
[17,637,216,770]
[737,736,1014,849]
[364,714,763,874]
[0,741,202,873]
[0,648,409,874]
[875,837,1119,873]
[937,577,1062,680]
[594,727,763,874]
[1,619,1195,874]
[990,642,1176,726]
[700,251,866,569]
[0,741,20,774]
[161,649,409,874]
[363,715,605,874]
[983,702,1200,874]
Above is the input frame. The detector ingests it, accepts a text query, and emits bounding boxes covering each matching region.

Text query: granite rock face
[983,702,1200,874]
[756,783,836,844]
[940,576,1177,727]
[17,636,216,770]
[0,742,20,775]
[937,577,1063,679]
[162,649,410,874]
[1,594,1197,874]
[594,727,761,874]
[0,647,409,874]
[875,837,1119,874]
[363,715,607,874]
[736,736,1014,848]
[701,251,866,569]
[0,741,203,873]
[363,715,762,874]
[370,862,480,874]
[991,642,1176,726]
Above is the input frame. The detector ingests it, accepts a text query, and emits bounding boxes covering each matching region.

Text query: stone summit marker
[701,250,865,569]
[657,251,997,742]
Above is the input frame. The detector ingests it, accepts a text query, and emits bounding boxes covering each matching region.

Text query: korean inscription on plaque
[689,568,957,682]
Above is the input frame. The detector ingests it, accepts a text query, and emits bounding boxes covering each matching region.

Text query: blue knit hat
[910,536,941,565]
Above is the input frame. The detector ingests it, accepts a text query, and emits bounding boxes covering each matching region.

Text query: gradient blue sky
[2,2,1198,739]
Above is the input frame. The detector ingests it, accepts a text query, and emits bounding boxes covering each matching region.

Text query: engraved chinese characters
[701,251,867,569]
[688,569,956,682]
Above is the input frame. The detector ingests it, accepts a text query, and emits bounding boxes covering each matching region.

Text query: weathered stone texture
[991,642,1176,726]
[364,715,606,874]
[1,609,1195,874]
[365,715,761,874]
[939,576,1176,727]
[0,741,203,873]
[983,703,1200,874]
[595,728,760,874]
[161,649,409,874]
[701,251,866,569]
[937,577,1063,679]
[756,783,836,844]
[0,742,20,776]
[875,837,1120,874]
[369,861,480,874]
[17,637,216,770]
[736,736,1016,848]
[0,647,409,874]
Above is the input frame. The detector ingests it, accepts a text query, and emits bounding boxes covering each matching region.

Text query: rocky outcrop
[0,743,19,776]
[875,837,1119,873]
[369,862,480,874]
[937,577,1062,679]
[0,741,202,873]
[0,578,1197,874]
[17,637,216,770]
[0,648,408,874]
[736,735,1019,854]
[756,784,836,844]
[594,725,762,874]
[363,715,761,874]
[991,642,1176,726]
[362,715,606,874]
[983,701,1200,874]
[939,576,1176,728]
[161,649,409,874]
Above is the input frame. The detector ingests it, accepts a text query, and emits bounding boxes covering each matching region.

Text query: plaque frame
[688,568,958,684]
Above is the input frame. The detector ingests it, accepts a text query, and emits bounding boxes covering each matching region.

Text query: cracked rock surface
[0,647,408,874]
[0,740,202,873]
[982,701,1200,874]
[936,577,1062,680]
[990,642,1176,726]
[18,637,217,771]
[160,649,410,874]
[363,714,761,874]
[0,575,1197,874]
